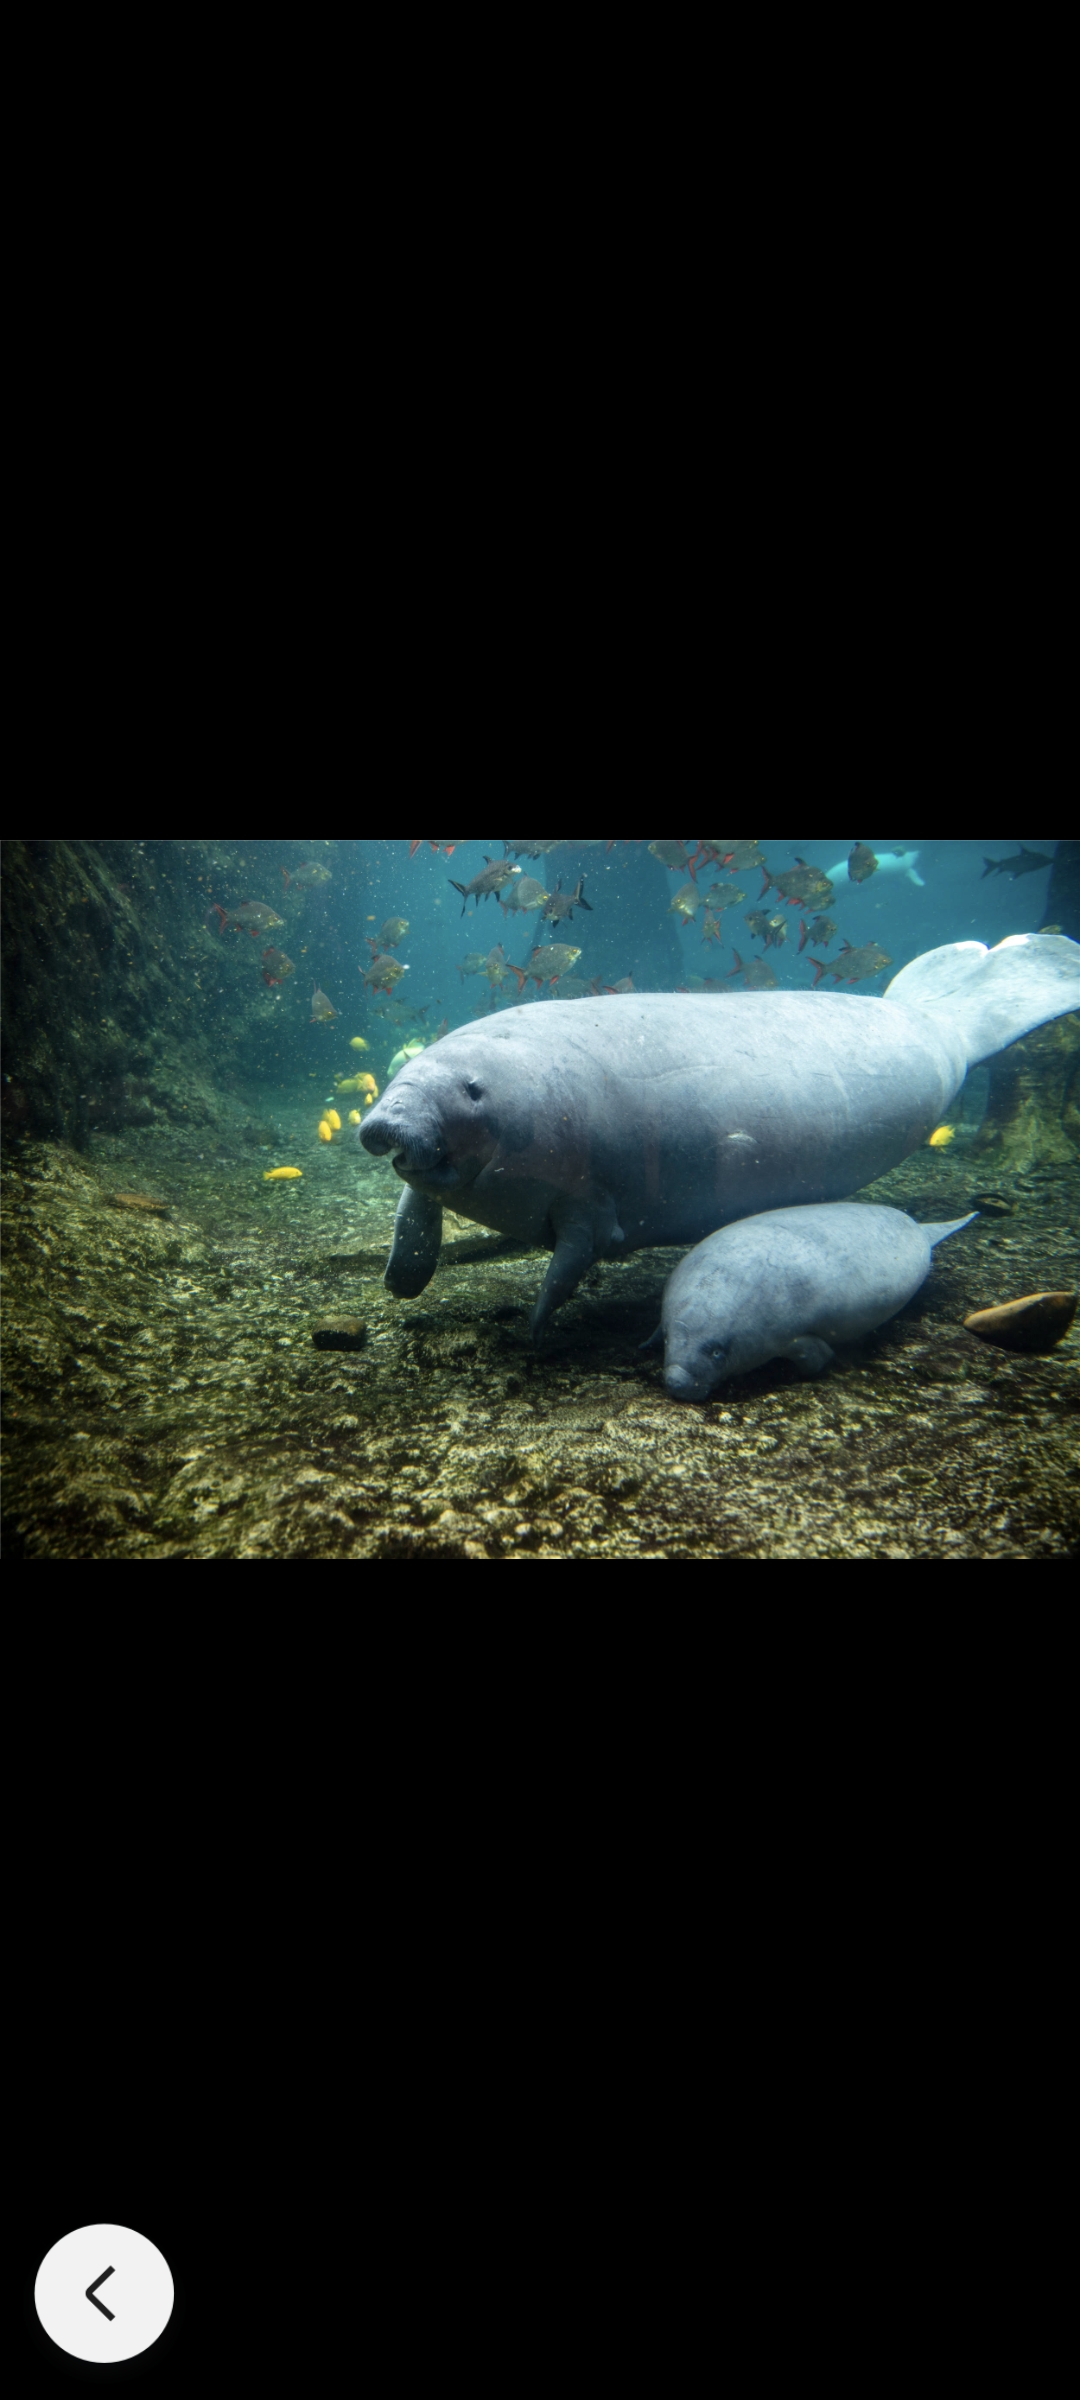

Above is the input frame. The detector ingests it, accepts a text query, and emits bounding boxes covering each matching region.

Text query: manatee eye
[465,1079,484,1101]
[707,1343,726,1361]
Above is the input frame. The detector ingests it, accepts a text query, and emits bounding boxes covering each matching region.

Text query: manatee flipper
[529,1202,597,1341]
[385,1183,443,1298]
[639,1326,663,1353]
[785,1335,834,1375]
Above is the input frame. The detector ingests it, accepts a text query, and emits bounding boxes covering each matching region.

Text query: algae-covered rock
[971,1012,1080,1171]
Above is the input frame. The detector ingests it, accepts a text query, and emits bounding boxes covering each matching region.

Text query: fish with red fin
[226,901,286,935]
[809,938,892,985]
[799,916,837,952]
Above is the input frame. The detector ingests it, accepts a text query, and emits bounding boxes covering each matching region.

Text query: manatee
[357,933,1080,1340]
[655,1203,977,1401]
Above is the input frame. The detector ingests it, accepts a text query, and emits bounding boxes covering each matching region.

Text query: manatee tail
[923,1213,979,1247]
[885,934,1080,1069]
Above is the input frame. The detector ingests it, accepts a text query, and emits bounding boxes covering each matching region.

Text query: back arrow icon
[86,2266,116,2320]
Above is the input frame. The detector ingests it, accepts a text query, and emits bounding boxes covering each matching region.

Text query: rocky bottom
[2,1106,1078,1560]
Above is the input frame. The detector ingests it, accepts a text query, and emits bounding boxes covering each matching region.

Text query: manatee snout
[360,1093,447,1178]
[664,1362,710,1403]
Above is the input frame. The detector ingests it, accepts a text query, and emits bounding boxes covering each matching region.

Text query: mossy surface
[3,1107,1077,1560]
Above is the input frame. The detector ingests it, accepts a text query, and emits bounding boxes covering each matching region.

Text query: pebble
[311,1317,367,1352]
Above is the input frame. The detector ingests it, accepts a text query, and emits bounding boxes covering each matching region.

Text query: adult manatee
[358,934,1080,1338]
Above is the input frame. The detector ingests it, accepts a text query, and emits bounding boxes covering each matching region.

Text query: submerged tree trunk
[971,1012,1080,1172]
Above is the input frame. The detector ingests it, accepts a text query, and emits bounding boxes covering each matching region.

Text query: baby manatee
[656,1202,977,1401]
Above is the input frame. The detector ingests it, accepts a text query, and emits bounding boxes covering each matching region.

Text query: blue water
[193,837,1064,1092]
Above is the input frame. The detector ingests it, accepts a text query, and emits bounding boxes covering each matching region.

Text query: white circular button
[34,2223,174,2364]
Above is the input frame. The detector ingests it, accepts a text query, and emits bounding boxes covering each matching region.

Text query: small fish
[325,1109,342,1131]
[457,952,487,981]
[483,944,508,988]
[449,859,522,915]
[264,1166,303,1180]
[410,839,460,857]
[555,976,603,999]
[964,1291,1076,1353]
[334,1071,379,1096]
[823,848,924,887]
[310,984,338,1021]
[204,903,228,936]
[348,1109,362,1124]
[764,860,834,909]
[500,875,549,917]
[379,918,410,947]
[969,1192,1013,1217]
[649,840,695,876]
[799,915,837,952]
[602,976,636,994]
[260,946,295,987]
[541,877,592,924]
[317,1119,333,1142]
[362,950,409,998]
[226,901,286,935]
[349,1036,370,1051]
[981,847,1053,881]
[763,915,789,951]
[282,862,332,890]
[388,1038,428,1079]
[809,939,893,986]
[692,840,764,874]
[744,911,772,941]
[506,943,583,993]
[668,883,700,922]
[110,1191,170,1216]
[434,1018,450,1041]
[727,949,778,989]
[372,998,428,1025]
[848,843,878,883]
[927,1124,956,1148]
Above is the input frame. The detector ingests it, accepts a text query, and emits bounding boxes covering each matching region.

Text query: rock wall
[1,838,351,1144]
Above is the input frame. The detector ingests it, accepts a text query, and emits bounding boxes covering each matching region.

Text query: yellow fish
[350,1036,370,1051]
[348,1109,362,1125]
[317,1120,333,1143]
[326,1108,342,1131]
[928,1124,956,1148]
[264,1166,303,1181]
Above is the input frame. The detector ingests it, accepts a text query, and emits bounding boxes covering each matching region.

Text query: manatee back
[760,1204,935,1344]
